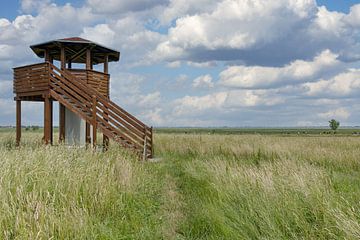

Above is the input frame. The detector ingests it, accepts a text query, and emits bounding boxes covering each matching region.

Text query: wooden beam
[67,45,88,62]
[103,54,109,150]
[104,54,109,73]
[59,44,67,144]
[86,48,92,145]
[44,49,50,62]
[60,45,66,70]
[50,99,53,145]
[16,100,21,146]
[44,95,51,145]
[59,103,65,143]
[92,95,97,149]
[86,49,92,70]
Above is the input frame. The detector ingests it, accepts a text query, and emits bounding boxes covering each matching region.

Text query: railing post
[150,126,153,158]
[142,127,147,161]
[103,104,109,151]
[92,95,97,149]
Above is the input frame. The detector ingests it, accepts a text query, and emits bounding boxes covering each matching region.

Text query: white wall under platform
[65,108,86,146]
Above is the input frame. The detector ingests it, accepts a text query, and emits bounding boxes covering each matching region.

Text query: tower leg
[86,123,91,145]
[50,100,53,145]
[44,95,51,145]
[59,103,65,143]
[16,100,21,146]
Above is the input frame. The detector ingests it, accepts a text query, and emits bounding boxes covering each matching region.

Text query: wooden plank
[50,90,91,123]
[15,91,47,97]
[59,103,65,143]
[100,99,146,134]
[49,71,93,102]
[49,79,92,109]
[50,99,53,145]
[60,45,66,69]
[92,95,97,148]
[86,49,92,70]
[44,95,51,145]
[16,100,21,146]
[86,123,91,145]
[96,106,144,146]
[13,62,47,70]
[96,102,145,140]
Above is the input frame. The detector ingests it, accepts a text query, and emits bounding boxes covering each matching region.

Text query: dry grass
[0,130,359,239]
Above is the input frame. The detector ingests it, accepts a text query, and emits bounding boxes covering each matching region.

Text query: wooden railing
[48,63,153,158]
[13,63,49,95]
[68,69,109,97]
[13,61,153,158]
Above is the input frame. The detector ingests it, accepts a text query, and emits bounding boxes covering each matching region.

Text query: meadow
[0,129,359,239]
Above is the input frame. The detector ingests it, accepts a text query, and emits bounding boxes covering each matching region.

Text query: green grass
[0,130,359,239]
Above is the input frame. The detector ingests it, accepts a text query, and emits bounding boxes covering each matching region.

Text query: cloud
[86,0,168,14]
[219,50,341,89]
[150,1,360,66]
[173,92,227,116]
[192,74,214,88]
[187,61,217,68]
[303,69,360,97]
[224,90,284,107]
[1,0,360,127]
[318,108,350,120]
[20,0,50,13]
[159,0,219,25]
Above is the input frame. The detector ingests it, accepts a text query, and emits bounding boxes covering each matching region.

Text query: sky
[1,0,360,127]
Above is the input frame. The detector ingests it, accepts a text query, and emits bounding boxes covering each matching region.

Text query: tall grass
[0,131,359,239]
[0,132,166,239]
[157,134,360,239]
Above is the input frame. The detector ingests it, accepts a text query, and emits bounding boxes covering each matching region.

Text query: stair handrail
[47,62,152,156]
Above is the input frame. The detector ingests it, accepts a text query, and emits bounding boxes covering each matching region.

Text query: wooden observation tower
[14,37,153,159]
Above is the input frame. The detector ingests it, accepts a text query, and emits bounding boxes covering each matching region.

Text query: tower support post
[16,100,21,146]
[44,95,52,145]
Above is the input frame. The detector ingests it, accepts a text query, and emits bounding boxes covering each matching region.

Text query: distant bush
[329,119,340,133]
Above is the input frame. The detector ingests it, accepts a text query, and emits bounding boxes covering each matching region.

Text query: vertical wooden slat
[92,95,97,149]
[59,104,65,143]
[150,126,153,158]
[59,44,66,143]
[104,54,109,74]
[60,45,66,70]
[103,54,109,150]
[86,48,92,145]
[44,95,51,145]
[45,49,50,62]
[50,99,53,145]
[16,100,21,146]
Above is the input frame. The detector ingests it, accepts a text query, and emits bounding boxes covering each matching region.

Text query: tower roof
[30,37,120,64]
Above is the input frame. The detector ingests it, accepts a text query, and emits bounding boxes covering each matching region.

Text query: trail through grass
[0,131,359,239]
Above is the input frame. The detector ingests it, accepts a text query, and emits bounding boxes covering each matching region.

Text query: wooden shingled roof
[30,37,120,64]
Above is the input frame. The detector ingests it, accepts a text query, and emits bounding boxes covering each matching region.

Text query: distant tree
[329,119,340,133]
[32,125,39,131]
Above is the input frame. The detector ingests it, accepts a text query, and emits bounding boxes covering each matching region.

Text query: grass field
[0,129,359,239]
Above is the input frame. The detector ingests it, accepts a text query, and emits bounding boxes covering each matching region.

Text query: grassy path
[0,132,359,239]
[156,134,360,239]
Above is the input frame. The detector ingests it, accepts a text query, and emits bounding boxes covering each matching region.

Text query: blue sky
[1,0,360,127]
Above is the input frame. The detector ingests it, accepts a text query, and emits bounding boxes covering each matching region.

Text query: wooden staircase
[47,62,153,159]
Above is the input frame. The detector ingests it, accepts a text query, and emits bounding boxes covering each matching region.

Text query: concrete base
[65,108,86,146]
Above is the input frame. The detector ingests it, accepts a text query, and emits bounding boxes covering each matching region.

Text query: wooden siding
[13,63,49,95]
[68,69,109,97]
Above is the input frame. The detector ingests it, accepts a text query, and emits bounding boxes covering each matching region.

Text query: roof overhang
[30,37,120,64]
